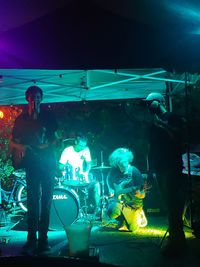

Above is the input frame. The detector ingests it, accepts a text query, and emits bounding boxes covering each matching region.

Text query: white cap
[144,92,165,103]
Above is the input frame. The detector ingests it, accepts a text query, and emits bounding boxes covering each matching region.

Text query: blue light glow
[168,1,200,34]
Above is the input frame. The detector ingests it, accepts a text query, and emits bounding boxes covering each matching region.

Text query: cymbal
[63,180,89,187]
[92,165,111,170]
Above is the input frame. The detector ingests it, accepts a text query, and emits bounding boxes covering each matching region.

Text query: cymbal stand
[99,152,108,222]
[78,187,90,220]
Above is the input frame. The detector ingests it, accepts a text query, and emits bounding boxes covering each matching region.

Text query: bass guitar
[113,178,151,200]
[10,142,50,170]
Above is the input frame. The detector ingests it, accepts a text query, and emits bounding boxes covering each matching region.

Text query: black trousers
[25,165,55,242]
[156,170,188,241]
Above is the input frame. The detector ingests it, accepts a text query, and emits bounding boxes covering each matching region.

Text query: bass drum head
[49,187,80,231]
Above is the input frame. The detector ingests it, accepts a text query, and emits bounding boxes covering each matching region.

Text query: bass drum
[49,187,80,231]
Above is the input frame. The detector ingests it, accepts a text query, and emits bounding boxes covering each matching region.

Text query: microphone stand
[183,72,194,230]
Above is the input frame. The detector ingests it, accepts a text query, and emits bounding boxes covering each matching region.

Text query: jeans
[107,198,143,231]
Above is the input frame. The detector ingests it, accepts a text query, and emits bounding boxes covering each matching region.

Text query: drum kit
[49,163,111,231]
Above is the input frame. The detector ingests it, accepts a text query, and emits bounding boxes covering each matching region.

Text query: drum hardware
[63,163,90,187]
[54,176,65,187]
[73,181,102,220]
[53,150,110,223]
[49,187,80,231]
[92,166,111,170]
[61,173,100,220]
[91,158,98,168]
[92,151,111,222]
[78,186,99,220]
[64,180,90,187]
[50,185,94,230]
[78,187,90,218]
[63,180,91,217]
[92,151,111,170]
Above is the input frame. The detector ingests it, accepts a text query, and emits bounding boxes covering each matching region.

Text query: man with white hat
[144,92,188,257]
[145,92,165,102]
[144,92,166,115]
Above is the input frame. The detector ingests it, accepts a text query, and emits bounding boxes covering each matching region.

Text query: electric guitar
[11,143,50,170]
[113,178,151,200]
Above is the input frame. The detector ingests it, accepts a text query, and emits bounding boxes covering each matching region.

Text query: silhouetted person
[144,92,187,257]
[9,86,58,255]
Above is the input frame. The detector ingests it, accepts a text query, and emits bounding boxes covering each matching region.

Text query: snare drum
[49,187,80,230]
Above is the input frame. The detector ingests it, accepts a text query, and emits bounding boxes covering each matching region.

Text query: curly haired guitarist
[106,147,147,232]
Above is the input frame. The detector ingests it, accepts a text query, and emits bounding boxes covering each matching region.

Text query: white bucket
[65,220,92,257]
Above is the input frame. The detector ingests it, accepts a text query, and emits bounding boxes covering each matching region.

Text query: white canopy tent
[0,68,194,105]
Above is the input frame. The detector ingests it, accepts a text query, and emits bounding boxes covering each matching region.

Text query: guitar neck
[120,186,137,195]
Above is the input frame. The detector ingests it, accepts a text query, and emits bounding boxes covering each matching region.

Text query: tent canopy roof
[1,1,200,105]
[0,68,193,105]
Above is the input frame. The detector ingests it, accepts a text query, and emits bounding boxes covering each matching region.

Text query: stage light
[0,110,4,119]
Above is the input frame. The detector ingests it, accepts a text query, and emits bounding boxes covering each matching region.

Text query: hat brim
[142,98,152,102]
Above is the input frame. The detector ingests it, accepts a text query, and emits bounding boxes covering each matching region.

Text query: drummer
[59,132,100,215]
[59,132,91,183]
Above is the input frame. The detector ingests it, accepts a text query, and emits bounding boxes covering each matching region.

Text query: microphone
[32,100,40,113]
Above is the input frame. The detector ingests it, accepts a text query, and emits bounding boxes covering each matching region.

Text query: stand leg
[99,170,108,222]
[159,228,169,248]
[78,188,90,220]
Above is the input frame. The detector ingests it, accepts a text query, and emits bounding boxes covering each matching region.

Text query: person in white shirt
[59,132,100,216]
[59,134,91,184]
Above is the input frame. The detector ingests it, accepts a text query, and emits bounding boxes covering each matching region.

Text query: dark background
[52,99,149,173]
